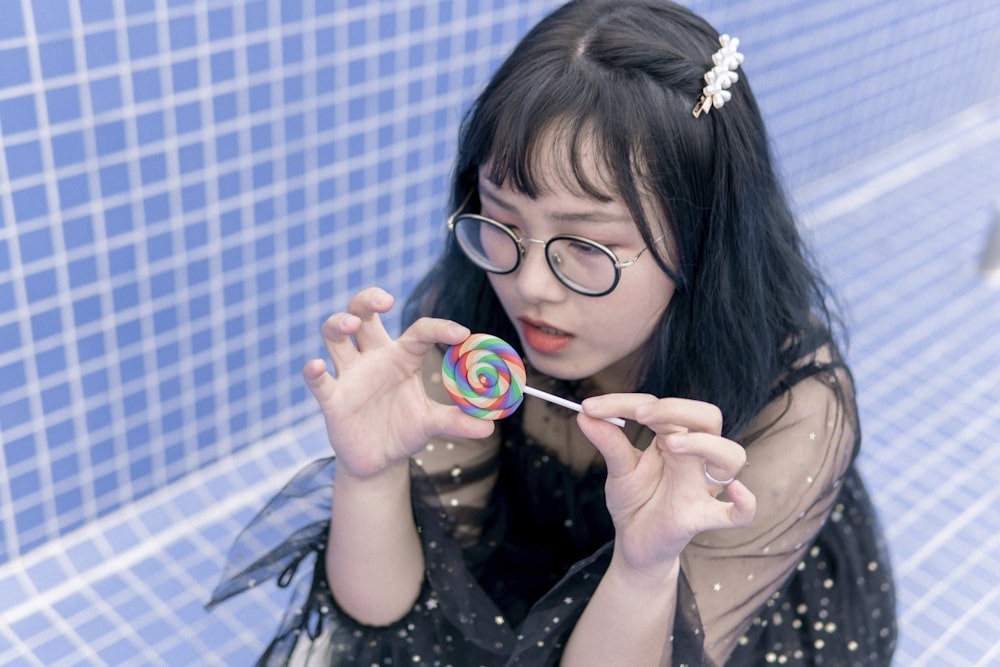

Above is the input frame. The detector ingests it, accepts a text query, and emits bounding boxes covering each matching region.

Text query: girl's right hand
[302,287,496,481]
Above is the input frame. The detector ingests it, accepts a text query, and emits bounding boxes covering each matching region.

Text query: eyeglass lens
[453,216,618,295]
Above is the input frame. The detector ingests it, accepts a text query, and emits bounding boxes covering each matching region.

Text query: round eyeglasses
[447,192,664,297]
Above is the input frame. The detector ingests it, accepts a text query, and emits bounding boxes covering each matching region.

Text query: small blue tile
[94,120,127,156]
[52,131,87,167]
[50,452,79,483]
[0,94,38,136]
[212,92,237,123]
[0,47,31,88]
[13,504,46,538]
[26,555,68,592]
[0,1,25,38]
[0,573,30,609]
[85,403,112,432]
[108,244,136,275]
[77,613,116,644]
[139,153,167,185]
[12,184,48,222]
[132,68,162,103]
[35,345,66,377]
[32,0,71,35]
[80,0,114,23]
[97,638,142,665]
[41,383,71,412]
[18,227,54,263]
[84,31,119,68]
[143,193,171,225]
[135,111,164,143]
[174,101,201,133]
[249,82,271,111]
[30,307,62,341]
[76,332,105,362]
[25,268,59,302]
[119,355,145,382]
[10,610,51,641]
[169,15,197,49]
[171,59,199,93]
[156,342,180,370]
[0,361,27,393]
[208,7,233,39]
[104,203,133,238]
[58,173,91,210]
[35,635,81,665]
[180,183,205,212]
[124,0,155,16]
[127,23,159,59]
[89,76,123,113]
[98,163,130,197]
[79,366,107,397]
[245,1,269,31]
[45,419,76,450]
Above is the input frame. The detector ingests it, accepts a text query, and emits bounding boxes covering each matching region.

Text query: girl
[211,1,897,664]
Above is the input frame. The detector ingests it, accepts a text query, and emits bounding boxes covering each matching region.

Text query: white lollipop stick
[522,385,627,427]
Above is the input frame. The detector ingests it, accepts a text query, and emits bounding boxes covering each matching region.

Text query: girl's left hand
[579,394,757,575]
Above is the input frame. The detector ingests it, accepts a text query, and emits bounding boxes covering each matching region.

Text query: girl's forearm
[325,461,425,626]
[561,550,681,667]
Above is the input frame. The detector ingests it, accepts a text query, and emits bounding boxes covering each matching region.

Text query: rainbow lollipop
[442,333,626,427]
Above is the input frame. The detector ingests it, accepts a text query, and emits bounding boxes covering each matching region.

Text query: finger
[347,287,396,351]
[661,431,747,482]
[425,404,497,442]
[320,311,364,372]
[303,357,337,405]
[576,413,641,479]
[720,480,757,528]
[692,480,758,532]
[634,397,724,436]
[580,393,658,423]
[396,317,471,358]
[582,394,724,437]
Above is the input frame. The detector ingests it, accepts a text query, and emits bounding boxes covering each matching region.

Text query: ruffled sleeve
[209,456,522,665]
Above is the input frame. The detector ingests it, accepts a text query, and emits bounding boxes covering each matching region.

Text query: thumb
[576,413,640,479]
[426,404,498,441]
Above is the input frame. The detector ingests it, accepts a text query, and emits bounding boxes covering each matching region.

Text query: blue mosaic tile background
[1,1,999,665]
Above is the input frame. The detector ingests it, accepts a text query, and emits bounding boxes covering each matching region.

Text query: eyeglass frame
[446,190,667,297]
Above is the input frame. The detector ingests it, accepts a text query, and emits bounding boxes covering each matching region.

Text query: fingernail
[635,402,654,421]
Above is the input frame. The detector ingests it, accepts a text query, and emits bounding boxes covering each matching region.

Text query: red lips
[518,317,573,354]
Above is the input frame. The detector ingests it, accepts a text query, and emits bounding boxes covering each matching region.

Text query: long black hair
[404,0,846,440]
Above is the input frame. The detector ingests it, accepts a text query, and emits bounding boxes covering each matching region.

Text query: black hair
[404,0,847,440]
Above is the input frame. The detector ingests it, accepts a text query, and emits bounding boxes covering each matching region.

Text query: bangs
[475,58,638,203]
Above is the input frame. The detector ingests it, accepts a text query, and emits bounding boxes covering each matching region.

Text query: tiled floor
[1,102,998,666]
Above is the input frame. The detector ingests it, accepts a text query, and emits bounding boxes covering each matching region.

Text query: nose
[514,239,566,303]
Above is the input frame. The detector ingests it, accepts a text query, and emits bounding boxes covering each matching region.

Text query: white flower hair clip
[693,34,744,118]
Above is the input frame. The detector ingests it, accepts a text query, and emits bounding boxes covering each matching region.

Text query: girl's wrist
[333,456,412,498]
[609,544,682,592]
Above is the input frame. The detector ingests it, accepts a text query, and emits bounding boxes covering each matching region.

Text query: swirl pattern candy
[442,334,526,420]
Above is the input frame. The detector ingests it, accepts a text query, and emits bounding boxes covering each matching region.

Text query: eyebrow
[478,181,632,226]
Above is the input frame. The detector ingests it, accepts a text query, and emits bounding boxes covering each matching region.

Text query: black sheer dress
[210,348,896,666]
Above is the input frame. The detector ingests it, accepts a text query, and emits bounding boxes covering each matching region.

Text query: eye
[566,240,603,255]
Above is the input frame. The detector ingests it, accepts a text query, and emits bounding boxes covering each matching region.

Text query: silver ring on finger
[704,462,735,486]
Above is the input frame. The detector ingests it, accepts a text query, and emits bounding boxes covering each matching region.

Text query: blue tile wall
[1,0,999,567]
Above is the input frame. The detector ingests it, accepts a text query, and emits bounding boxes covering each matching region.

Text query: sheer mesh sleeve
[681,359,859,663]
